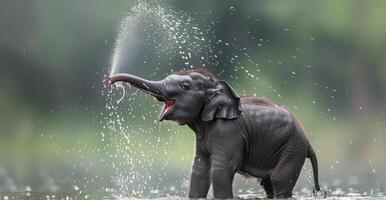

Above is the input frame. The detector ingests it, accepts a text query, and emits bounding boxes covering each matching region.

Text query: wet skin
[108,69,323,199]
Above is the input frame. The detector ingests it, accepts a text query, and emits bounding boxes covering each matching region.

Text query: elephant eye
[180,83,190,90]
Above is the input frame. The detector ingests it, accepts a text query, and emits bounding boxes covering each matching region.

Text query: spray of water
[102,2,214,198]
[109,2,210,106]
[99,1,385,199]
[109,2,209,75]
[101,2,291,198]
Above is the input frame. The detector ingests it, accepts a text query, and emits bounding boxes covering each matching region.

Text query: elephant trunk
[107,73,165,99]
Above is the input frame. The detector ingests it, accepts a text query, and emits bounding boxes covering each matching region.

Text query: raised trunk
[108,73,175,121]
[108,73,165,99]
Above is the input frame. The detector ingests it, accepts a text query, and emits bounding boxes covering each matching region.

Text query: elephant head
[107,69,241,123]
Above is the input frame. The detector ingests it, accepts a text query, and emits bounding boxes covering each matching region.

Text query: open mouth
[160,99,175,121]
[150,94,174,121]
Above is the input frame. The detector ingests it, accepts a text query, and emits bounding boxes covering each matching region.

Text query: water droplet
[74,185,80,191]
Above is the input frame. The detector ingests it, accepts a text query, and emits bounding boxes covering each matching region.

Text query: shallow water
[2,193,385,200]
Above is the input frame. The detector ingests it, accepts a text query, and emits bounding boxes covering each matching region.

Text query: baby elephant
[108,69,324,199]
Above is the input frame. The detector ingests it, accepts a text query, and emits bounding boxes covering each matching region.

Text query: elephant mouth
[159,99,175,121]
[152,94,174,121]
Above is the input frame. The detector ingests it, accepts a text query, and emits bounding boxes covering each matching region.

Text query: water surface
[2,193,385,200]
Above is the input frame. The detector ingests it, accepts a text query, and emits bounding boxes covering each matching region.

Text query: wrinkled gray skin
[108,70,322,199]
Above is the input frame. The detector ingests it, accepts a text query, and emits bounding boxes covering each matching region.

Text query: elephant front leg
[210,154,241,198]
[188,150,210,198]
[210,134,243,198]
[211,165,235,198]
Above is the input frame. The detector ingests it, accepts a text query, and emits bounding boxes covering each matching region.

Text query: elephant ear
[201,81,241,121]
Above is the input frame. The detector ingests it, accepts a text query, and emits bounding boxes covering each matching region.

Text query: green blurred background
[0,0,385,197]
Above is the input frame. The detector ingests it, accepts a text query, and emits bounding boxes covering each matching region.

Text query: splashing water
[0,1,384,199]
[100,82,191,198]
[97,1,386,199]
[115,82,126,104]
[109,2,210,105]
[102,2,213,197]
[109,2,209,76]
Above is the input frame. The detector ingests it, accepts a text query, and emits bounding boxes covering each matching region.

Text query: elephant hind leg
[260,178,274,199]
[270,155,305,198]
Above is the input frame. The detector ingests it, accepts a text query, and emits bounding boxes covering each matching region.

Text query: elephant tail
[307,146,320,192]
